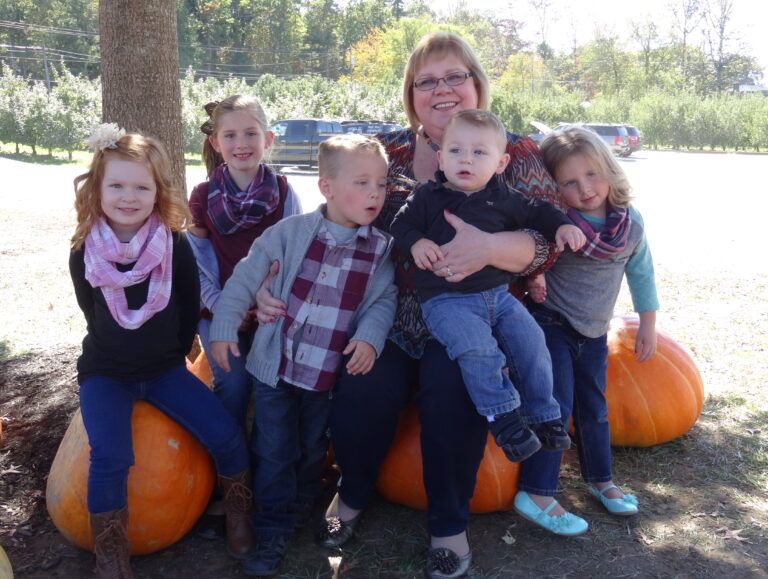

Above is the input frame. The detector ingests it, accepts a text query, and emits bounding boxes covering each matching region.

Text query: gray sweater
[209,207,396,387]
[543,206,658,338]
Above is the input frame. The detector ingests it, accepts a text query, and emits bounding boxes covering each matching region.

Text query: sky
[431,0,768,80]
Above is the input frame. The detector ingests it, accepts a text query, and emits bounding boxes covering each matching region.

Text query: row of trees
[2,62,768,156]
[0,0,763,95]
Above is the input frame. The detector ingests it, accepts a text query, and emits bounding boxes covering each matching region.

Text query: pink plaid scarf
[84,214,173,329]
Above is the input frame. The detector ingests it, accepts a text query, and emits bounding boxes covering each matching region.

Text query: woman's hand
[431,211,492,282]
[255,260,286,324]
[431,210,536,282]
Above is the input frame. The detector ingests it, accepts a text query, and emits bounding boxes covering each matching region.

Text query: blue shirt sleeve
[625,209,659,313]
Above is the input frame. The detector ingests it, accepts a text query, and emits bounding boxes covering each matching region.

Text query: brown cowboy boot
[89,506,134,579]
[218,470,255,558]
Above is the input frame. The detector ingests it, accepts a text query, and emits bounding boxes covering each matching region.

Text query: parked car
[580,123,631,156]
[268,119,344,168]
[623,125,642,156]
[341,120,403,135]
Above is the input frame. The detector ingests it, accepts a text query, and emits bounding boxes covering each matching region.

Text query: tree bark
[99,0,186,193]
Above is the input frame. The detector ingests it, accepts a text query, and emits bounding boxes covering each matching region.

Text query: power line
[0,19,97,38]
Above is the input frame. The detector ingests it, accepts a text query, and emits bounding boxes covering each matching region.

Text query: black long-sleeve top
[390,172,571,300]
[69,233,200,382]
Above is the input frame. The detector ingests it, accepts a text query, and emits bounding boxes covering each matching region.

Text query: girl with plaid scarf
[515,125,659,534]
[187,95,302,541]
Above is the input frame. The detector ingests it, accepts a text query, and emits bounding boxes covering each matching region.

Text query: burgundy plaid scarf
[207,164,280,234]
[84,214,173,329]
[567,204,632,260]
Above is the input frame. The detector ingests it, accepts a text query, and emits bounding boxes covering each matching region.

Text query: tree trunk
[99,0,186,193]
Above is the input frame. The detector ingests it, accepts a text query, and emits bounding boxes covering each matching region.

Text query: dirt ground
[2,154,768,578]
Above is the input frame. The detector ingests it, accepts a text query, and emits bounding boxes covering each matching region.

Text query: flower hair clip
[87,123,126,152]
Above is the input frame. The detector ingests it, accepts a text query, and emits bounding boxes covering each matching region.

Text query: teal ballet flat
[514,491,589,537]
[588,484,639,516]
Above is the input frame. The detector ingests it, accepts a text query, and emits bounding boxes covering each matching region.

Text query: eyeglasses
[413,72,474,92]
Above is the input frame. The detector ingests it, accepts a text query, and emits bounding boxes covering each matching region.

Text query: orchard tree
[99,0,185,191]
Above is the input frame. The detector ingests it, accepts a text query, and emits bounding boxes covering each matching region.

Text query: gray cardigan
[209,207,396,387]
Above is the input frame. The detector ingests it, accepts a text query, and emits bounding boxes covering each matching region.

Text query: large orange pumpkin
[605,316,704,447]
[46,401,216,555]
[377,405,520,513]
[0,544,13,579]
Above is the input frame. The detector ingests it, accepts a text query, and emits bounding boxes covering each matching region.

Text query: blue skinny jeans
[79,365,249,513]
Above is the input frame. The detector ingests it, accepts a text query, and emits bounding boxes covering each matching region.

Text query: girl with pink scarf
[68,128,254,578]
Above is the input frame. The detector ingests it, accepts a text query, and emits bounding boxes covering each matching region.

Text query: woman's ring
[445,267,453,277]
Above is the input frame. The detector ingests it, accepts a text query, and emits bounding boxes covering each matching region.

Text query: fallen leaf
[501,530,516,545]
[1,465,23,475]
[715,527,751,543]
[638,531,655,545]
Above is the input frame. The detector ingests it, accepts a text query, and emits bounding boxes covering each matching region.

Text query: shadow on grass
[286,392,768,577]
[0,151,78,166]
[0,344,80,500]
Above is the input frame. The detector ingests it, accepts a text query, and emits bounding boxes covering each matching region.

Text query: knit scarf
[567,204,632,260]
[84,214,173,329]
[207,164,280,234]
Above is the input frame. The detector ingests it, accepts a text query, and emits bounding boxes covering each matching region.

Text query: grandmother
[259,32,561,578]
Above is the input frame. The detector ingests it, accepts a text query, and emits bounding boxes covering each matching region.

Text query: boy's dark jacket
[391,171,571,299]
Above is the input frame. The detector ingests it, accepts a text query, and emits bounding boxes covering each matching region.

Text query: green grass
[0,141,204,167]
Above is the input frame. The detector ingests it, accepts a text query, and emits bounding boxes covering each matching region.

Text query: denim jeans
[197,317,254,429]
[251,379,331,537]
[421,285,561,423]
[331,339,488,537]
[518,305,612,496]
[79,365,249,513]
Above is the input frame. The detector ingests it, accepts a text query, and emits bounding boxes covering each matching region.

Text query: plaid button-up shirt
[278,221,390,391]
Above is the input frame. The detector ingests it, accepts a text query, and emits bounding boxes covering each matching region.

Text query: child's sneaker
[488,410,541,462]
[531,420,571,451]
[242,534,290,577]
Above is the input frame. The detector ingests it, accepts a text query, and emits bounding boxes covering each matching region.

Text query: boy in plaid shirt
[209,134,396,577]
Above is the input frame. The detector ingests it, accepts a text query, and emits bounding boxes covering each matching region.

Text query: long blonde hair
[539,125,633,208]
[402,32,490,132]
[71,133,189,249]
[201,95,271,177]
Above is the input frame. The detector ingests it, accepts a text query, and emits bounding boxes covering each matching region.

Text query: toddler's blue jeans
[518,305,612,496]
[421,285,561,423]
[79,364,249,513]
[251,379,331,538]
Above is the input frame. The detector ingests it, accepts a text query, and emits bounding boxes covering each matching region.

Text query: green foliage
[2,60,767,159]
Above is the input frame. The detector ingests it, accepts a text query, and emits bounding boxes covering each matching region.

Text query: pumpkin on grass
[605,316,704,447]
[0,544,13,579]
[46,401,216,555]
[377,405,520,513]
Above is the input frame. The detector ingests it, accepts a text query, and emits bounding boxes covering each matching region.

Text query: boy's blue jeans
[79,365,249,513]
[518,304,612,496]
[251,378,331,538]
[420,285,561,424]
[198,317,254,429]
